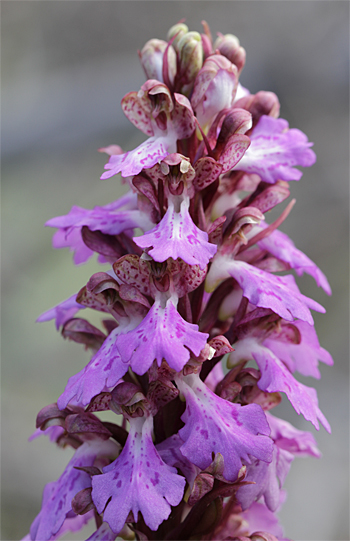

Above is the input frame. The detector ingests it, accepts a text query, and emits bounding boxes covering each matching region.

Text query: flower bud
[110,382,147,418]
[214,33,246,74]
[177,31,203,94]
[139,39,177,86]
[234,90,280,125]
[167,22,189,52]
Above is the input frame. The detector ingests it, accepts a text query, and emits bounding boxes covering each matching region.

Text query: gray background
[1,2,349,540]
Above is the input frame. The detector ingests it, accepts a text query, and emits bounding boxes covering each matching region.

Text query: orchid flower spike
[28,20,332,541]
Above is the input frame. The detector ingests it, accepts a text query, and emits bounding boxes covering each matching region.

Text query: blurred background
[1,2,349,540]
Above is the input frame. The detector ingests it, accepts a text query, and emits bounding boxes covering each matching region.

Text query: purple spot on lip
[150,471,160,486]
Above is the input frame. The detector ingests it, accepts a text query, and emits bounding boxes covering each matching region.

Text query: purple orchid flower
[229,337,331,432]
[233,115,316,183]
[101,81,196,179]
[91,414,185,534]
[46,191,153,265]
[134,194,217,269]
[29,439,117,541]
[237,445,294,512]
[254,223,331,294]
[175,372,273,482]
[206,255,325,325]
[242,500,288,540]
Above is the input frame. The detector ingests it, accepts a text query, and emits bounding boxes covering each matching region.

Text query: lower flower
[91,413,185,533]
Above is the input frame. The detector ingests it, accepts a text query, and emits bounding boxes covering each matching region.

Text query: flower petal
[206,256,325,324]
[237,446,294,512]
[57,320,140,409]
[134,197,217,269]
[46,192,153,264]
[229,338,331,432]
[91,415,185,533]
[266,412,321,458]
[116,298,209,374]
[176,372,273,482]
[234,115,316,183]
[30,442,110,541]
[264,320,333,379]
[37,294,85,330]
[257,224,331,295]
[156,433,199,487]
[242,500,286,539]
[85,522,118,541]
[101,136,173,179]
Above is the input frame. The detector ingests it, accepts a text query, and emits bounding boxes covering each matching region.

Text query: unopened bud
[214,33,246,74]
[139,39,176,86]
[234,90,280,124]
[177,31,203,93]
[167,22,188,52]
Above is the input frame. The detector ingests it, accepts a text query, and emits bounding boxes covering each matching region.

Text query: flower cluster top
[27,21,332,541]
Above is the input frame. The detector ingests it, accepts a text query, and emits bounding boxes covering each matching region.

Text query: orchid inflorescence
[26,21,333,541]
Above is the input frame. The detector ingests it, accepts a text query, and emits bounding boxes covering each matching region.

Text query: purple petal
[156,434,200,487]
[175,372,273,482]
[101,135,173,179]
[207,256,325,324]
[116,298,209,374]
[237,446,294,512]
[52,227,94,264]
[46,192,153,264]
[46,205,92,228]
[257,224,331,294]
[91,415,185,533]
[85,522,118,541]
[57,320,140,409]
[264,320,333,379]
[266,412,321,458]
[29,426,65,443]
[234,115,316,183]
[243,500,286,539]
[37,294,85,330]
[46,192,139,230]
[230,338,331,432]
[134,197,217,269]
[30,442,105,541]
[204,360,225,391]
[50,512,94,541]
